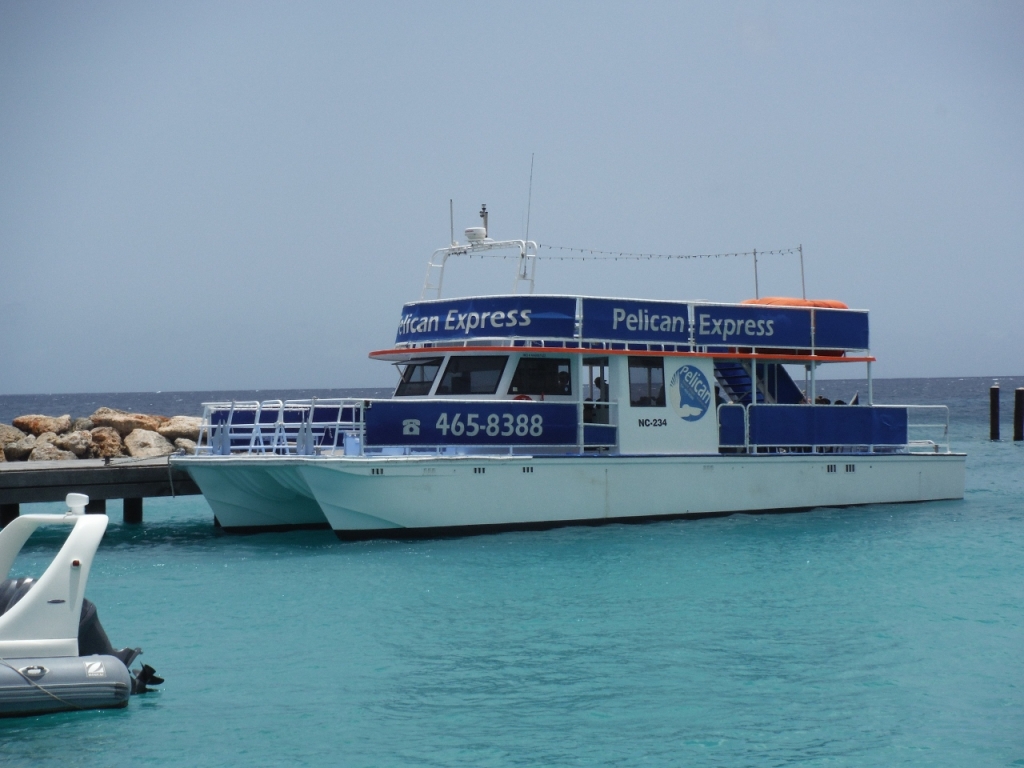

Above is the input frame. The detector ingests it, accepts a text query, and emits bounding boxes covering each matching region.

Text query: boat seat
[0,580,141,666]
[0,577,35,618]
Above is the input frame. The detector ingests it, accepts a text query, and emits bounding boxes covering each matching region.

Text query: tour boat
[173,218,965,537]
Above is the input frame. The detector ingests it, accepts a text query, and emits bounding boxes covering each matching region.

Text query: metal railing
[716,402,951,455]
[195,397,620,457]
[193,398,950,459]
[905,405,950,453]
[197,399,364,457]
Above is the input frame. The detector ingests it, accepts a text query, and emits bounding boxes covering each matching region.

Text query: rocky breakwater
[0,409,203,463]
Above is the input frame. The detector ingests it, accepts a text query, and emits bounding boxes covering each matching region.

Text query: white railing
[193,399,951,459]
[906,405,950,453]
[196,398,365,457]
[195,397,620,458]
[421,238,539,300]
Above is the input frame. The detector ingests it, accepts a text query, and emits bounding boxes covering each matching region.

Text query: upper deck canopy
[392,295,869,353]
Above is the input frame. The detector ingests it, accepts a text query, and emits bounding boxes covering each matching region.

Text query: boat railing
[905,405,950,453]
[717,402,952,455]
[193,399,949,458]
[196,398,365,456]
[195,397,620,457]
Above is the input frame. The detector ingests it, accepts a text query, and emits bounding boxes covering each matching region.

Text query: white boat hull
[297,452,966,539]
[180,458,329,532]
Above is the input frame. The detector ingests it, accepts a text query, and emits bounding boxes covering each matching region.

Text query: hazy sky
[1,1,1021,394]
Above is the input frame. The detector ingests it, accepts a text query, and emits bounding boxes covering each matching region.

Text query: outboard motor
[0,493,162,717]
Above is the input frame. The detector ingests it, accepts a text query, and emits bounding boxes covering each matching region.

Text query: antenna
[449,199,454,245]
[479,204,488,237]
[524,152,535,243]
[799,243,806,299]
[753,248,759,299]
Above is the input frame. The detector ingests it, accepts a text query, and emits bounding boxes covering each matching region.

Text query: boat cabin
[357,292,912,456]
[195,234,948,459]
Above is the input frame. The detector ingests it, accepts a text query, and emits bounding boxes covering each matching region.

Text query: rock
[12,414,72,436]
[4,435,36,461]
[35,431,59,447]
[89,427,124,458]
[158,416,202,442]
[90,408,168,438]
[28,443,77,461]
[56,430,93,458]
[174,437,197,454]
[72,417,94,432]
[0,423,26,448]
[124,429,175,458]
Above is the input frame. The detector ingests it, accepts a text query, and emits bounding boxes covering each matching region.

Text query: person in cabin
[589,377,610,424]
[558,371,571,395]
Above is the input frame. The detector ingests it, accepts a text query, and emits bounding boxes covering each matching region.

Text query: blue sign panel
[814,309,869,350]
[748,405,908,447]
[693,305,812,348]
[364,400,579,446]
[395,297,577,344]
[580,298,689,343]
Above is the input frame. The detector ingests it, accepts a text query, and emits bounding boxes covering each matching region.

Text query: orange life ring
[513,395,532,401]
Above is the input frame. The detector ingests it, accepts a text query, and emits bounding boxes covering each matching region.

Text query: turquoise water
[1,379,1022,766]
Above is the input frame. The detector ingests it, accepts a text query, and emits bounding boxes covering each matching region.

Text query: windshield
[395,358,442,396]
[509,357,572,396]
[435,356,509,396]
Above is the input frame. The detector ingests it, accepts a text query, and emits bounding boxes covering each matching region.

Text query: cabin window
[395,358,442,397]
[628,357,666,407]
[435,356,509,396]
[509,357,572,397]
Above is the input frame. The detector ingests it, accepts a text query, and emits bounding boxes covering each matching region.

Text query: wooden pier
[0,456,200,526]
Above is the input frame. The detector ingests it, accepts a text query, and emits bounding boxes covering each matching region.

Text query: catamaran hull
[179,459,329,532]
[297,453,966,539]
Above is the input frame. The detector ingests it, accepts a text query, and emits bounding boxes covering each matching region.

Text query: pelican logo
[402,419,421,436]
[669,364,712,422]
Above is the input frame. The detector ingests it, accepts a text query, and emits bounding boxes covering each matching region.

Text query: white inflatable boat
[0,493,161,717]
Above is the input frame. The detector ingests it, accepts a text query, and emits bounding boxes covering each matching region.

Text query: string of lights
[533,245,801,261]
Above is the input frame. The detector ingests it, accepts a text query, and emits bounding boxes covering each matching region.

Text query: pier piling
[1015,388,1024,442]
[990,384,1000,441]
[0,504,18,527]
[85,498,107,514]
[123,497,143,524]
